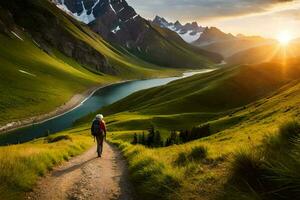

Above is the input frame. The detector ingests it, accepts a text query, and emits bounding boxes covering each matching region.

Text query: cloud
[127,0,295,21]
[274,6,300,20]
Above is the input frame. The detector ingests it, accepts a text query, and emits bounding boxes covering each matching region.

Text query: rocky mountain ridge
[1,0,113,74]
[53,0,223,68]
[152,15,205,43]
[193,26,236,46]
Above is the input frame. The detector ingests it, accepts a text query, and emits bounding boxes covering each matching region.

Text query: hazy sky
[127,0,300,39]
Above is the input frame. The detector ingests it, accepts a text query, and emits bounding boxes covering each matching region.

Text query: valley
[0,0,219,132]
[86,60,300,200]
[0,0,300,200]
[0,70,212,145]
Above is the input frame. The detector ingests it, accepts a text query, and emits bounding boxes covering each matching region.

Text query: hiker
[91,114,107,157]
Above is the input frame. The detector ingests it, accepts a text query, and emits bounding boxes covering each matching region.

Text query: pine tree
[154,131,162,147]
[132,133,138,144]
[141,132,145,145]
[147,126,155,147]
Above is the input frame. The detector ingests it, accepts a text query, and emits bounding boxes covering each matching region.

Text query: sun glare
[277,32,292,45]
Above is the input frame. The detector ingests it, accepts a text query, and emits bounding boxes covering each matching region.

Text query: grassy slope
[0,32,110,126]
[3,82,299,199]
[2,60,300,199]
[129,24,222,68]
[0,0,187,126]
[0,126,93,200]
[86,60,300,199]
[94,61,300,133]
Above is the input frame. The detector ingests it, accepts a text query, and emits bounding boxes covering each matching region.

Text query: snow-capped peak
[54,0,100,24]
[152,16,205,43]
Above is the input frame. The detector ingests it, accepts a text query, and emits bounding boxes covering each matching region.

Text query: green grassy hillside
[89,61,300,132]
[0,29,178,127]
[79,60,300,199]
[2,59,300,199]
[0,0,192,127]
[128,23,223,68]
[2,83,299,199]
[103,63,300,200]
[0,127,94,200]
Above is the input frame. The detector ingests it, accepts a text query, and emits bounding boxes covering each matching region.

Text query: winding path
[26,143,134,200]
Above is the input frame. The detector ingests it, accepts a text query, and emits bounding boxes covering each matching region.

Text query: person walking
[91,114,107,157]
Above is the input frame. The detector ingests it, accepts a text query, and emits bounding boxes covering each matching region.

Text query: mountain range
[152,15,205,43]
[53,0,222,67]
[53,0,269,62]
[150,15,273,59]
[0,0,222,128]
[195,27,273,58]
[193,26,235,46]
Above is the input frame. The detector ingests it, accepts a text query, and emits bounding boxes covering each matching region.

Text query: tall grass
[109,138,218,200]
[175,145,208,166]
[221,121,300,200]
[110,139,184,200]
[0,131,93,200]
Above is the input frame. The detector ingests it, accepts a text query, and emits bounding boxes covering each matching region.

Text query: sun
[277,31,292,45]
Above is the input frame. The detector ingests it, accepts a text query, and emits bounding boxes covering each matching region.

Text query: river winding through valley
[0,69,214,145]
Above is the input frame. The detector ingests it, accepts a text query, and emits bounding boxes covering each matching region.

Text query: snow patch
[75,0,100,24]
[177,30,202,43]
[56,0,100,24]
[157,22,203,43]
[109,0,116,14]
[112,26,121,34]
[126,42,130,48]
[118,7,125,13]
[124,14,139,23]
[19,70,36,77]
[11,31,23,41]
[56,0,73,15]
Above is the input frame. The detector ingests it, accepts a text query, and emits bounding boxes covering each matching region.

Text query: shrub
[131,133,138,145]
[46,135,72,143]
[175,152,189,166]
[175,145,208,166]
[278,121,300,142]
[189,146,208,161]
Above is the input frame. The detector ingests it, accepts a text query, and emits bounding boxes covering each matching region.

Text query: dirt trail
[26,143,134,200]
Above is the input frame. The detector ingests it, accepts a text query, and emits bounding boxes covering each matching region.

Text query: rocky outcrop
[193,27,235,46]
[0,5,16,35]
[0,0,115,75]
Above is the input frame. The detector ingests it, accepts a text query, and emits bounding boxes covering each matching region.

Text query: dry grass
[0,127,93,199]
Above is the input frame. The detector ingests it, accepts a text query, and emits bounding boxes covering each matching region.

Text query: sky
[127,0,300,39]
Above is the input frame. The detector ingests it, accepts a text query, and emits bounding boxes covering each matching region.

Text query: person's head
[95,114,104,121]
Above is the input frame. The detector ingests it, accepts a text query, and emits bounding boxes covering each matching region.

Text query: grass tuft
[190,146,208,161]
[221,121,300,200]
[175,145,208,166]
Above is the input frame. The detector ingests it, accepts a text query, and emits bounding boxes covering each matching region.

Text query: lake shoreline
[0,68,216,136]
[0,80,132,134]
